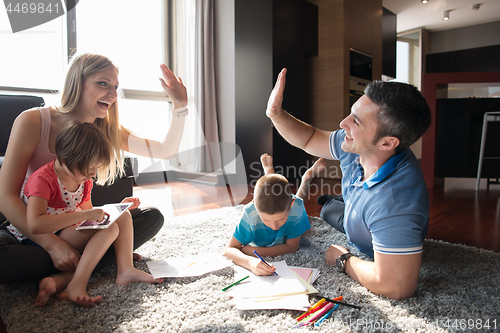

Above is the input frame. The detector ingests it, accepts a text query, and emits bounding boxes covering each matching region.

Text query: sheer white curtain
[175,0,221,173]
[174,0,198,170]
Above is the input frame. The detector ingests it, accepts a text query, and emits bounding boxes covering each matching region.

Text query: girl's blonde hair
[57,53,124,185]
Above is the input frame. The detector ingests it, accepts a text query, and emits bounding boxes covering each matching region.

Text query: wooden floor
[426,178,500,252]
[1,177,498,333]
[135,177,500,253]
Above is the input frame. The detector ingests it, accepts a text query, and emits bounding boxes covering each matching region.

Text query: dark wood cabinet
[427,44,500,73]
[382,7,396,79]
[272,0,318,178]
[234,0,318,183]
[436,98,500,178]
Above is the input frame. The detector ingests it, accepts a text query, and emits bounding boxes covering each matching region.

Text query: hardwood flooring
[134,176,500,252]
[1,177,498,333]
[427,178,500,252]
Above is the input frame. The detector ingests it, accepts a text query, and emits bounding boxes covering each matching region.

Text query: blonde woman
[0,53,187,304]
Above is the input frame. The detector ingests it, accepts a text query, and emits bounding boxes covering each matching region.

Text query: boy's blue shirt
[233,195,311,247]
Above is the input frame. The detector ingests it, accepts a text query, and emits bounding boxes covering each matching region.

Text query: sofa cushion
[0,94,45,157]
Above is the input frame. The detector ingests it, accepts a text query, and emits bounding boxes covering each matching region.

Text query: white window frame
[1,0,175,104]
[121,0,175,103]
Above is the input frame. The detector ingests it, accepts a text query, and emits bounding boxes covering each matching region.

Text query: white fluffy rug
[1,205,500,333]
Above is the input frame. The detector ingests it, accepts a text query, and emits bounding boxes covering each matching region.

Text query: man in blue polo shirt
[265,68,431,300]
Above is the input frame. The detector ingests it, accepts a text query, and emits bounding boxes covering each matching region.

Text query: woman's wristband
[171,106,188,118]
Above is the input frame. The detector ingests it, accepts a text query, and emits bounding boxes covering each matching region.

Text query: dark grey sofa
[0,94,134,207]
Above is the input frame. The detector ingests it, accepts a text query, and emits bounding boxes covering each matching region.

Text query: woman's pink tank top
[23,107,57,189]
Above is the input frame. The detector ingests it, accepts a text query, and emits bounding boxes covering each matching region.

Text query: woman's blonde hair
[57,53,124,185]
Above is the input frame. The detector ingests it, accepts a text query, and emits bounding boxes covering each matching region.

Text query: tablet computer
[76,202,132,230]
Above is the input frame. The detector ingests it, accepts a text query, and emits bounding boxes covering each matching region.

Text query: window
[0,1,201,174]
[395,30,422,89]
[75,0,180,173]
[1,0,172,94]
[75,0,166,93]
[0,9,65,91]
[395,29,424,159]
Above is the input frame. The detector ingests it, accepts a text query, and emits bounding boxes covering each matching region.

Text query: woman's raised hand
[159,64,188,109]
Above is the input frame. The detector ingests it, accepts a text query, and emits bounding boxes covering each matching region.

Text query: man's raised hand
[266,68,287,119]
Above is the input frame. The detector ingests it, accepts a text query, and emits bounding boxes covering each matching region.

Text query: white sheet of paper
[146,253,231,278]
[227,260,307,298]
[232,294,310,311]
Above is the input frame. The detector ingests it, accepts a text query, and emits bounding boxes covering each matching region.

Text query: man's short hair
[365,81,431,153]
[254,174,293,215]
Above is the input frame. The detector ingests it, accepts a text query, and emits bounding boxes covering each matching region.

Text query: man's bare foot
[36,272,73,307]
[116,267,164,285]
[57,285,102,308]
[302,158,327,182]
[133,252,142,261]
[260,153,275,175]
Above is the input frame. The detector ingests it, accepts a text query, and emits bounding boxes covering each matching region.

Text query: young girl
[10,122,163,307]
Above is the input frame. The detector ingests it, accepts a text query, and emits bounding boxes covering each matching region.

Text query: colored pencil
[319,295,361,310]
[314,304,339,327]
[222,275,249,291]
[253,250,278,276]
[295,298,325,321]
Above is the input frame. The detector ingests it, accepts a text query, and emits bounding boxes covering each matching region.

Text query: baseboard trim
[132,170,244,186]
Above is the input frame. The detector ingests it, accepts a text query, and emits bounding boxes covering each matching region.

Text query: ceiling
[382,0,500,33]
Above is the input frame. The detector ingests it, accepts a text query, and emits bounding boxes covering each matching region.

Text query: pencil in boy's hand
[222,275,249,291]
[253,250,278,276]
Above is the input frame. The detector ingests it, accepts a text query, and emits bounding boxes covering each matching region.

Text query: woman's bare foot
[116,267,164,285]
[302,158,327,182]
[57,284,102,308]
[260,153,275,175]
[36,272,73,307]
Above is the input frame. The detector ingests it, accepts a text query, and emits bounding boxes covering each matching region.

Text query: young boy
[224,153,326,275]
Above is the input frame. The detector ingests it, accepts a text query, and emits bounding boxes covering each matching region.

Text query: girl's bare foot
[260,153,274,175]
[36,272,73,307]
[302,158,327,182]
[57,285,102,308]
[116,267,164,285]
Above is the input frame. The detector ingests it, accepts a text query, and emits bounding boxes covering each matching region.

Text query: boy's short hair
[55,122,111,179]
[254,174,293,215]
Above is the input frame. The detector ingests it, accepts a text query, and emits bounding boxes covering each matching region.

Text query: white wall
[430,21,500,54]
[215,0,236,173]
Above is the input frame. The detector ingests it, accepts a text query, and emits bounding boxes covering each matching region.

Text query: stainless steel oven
[349,48,373,108]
